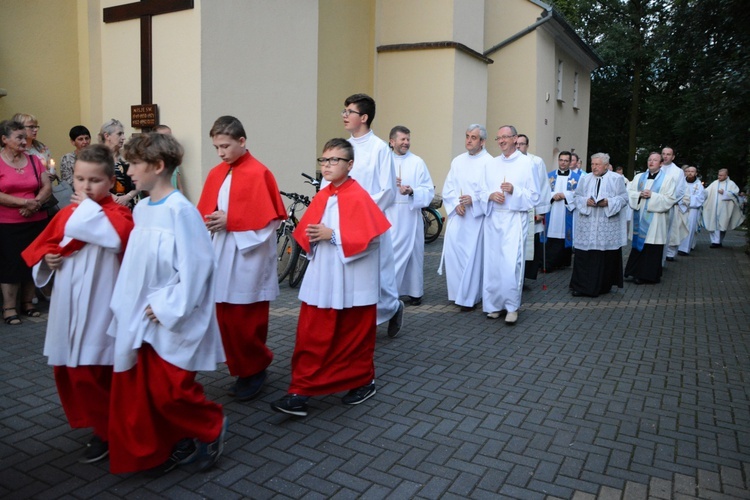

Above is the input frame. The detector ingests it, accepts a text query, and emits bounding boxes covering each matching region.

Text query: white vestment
[390,151,434,297]
[628,171,677,245]
[702,178,745,232]
[479,150,539,313]
[440,148,493,307]
[298,196,380,309]
[547,172,576,239]
[662,162,689,258]
[34,199,122,367]
[525,153,552,257]
[572,171,629,250]
[678,179,706,253]
[322,130,399,324]
[108,191,226,373]
[211,174,280,304]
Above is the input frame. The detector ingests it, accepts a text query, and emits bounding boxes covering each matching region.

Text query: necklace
[1,150,25,174]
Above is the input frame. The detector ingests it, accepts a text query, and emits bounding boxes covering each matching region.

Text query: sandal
[22,303,41,318]
[3,307,22,325]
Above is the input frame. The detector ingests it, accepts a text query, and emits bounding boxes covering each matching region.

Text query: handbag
[30,155,60,216]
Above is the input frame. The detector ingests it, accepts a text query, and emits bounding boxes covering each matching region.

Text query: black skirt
[0,218,49,283]
[570,248,623,296]
[624,244,664,283]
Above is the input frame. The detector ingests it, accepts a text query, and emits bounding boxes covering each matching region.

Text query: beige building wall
[0,0,82,168]
[317,0,375,165]
[552,45,591,169]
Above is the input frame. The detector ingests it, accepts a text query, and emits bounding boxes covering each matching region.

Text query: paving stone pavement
[1,229,749,499]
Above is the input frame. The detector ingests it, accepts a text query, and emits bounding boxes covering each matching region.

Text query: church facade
[0,0,600,200]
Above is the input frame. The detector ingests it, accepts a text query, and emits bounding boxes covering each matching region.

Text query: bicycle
[423,192,443,243]
[276,173,320,286]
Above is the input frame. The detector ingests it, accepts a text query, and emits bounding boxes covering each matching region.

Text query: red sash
[293,178,390,257]
[196,151,287,231]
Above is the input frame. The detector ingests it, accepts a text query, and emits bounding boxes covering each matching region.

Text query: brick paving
[1,229,749,499]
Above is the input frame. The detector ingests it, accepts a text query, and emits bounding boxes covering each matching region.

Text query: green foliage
[548,0,750,185]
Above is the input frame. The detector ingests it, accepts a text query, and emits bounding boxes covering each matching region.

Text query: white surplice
[108,191,225,373]
[212,174,280,304]
[702,177,745,232]
[572,171,629,251]
[440,148,493,307]
[678,179,706,253]
[34,199,122,367]
[479,150,539,314]
[389,151,434,298]
[298,196,380,309]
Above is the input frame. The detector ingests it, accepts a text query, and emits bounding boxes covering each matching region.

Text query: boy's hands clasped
[205,210,227,233]
[306,223,333,243]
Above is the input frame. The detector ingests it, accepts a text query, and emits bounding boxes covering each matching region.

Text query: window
[556,60,564,101]
[573,72,579,109]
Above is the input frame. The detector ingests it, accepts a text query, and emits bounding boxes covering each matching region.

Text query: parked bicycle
[276,173,320,287]
[422,191,443,243]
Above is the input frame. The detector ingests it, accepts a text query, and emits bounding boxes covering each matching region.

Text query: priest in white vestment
[516,134,551,281]
[677,166,706,255]
[624,152,677,284]
[570,153,628,297]
[542,151,581,270]
[480,126,539,324]
[439,124,492,310]
[660,148,689,261]
[702,169,745,248]
[388,126,434,305]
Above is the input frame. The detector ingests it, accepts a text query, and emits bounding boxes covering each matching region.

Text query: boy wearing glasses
[335,93,404,338]
[271,139,390,417]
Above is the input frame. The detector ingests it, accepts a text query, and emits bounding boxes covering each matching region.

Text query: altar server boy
[107,133,226,475]
[271,138,390,417]
[22,144,134,464]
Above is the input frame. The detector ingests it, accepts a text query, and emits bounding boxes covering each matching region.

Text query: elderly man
[677,166,706,255]
[624,152,678,284]
[570,153,629,297]
[516,134,551,281]
[388,125,434,306]
[702,168,745,248]
[542,151,580,270]
[440,125,493,311]
[480,125,539,324]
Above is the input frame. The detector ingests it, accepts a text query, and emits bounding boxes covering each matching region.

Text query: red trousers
[108,344,224,474]
[54,365,112,441]
[216,301,273,377]
[289,303,376,396]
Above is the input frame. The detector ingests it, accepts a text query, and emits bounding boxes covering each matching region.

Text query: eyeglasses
[317,156,351,166]
[341,109,364,118]
[495,135,516,141]
[25,125,40,130]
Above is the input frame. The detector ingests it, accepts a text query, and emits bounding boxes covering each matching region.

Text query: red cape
[293,178,390,257]
[22,196,134,266]
[196,151,287,231]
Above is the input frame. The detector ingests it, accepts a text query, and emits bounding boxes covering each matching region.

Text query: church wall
[534,27,559,171]
[552,44,591,170]
[317,0,376,167]
[0,0,82,167]
[201,0,319,197]
[378,0,454,42]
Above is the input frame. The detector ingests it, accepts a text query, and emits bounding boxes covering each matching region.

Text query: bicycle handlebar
[280,191,311,206]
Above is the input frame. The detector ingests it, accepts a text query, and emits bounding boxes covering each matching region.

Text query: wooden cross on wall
[103,0,194,105]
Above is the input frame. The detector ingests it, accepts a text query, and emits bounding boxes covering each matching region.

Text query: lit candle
[48,158,56,175]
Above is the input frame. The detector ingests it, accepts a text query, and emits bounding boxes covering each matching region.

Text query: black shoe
[79,435,109,464]
[232,370,267,400]
[191,416,228,472]
[387,300,405,338]
[666,256,675,262]
[459,305,474,312]
[710,243,722,248]
[678,251,688,256]
[342,383,376,405]
[407,296,422,306]
[271,394,309,417]
[145,438,198,476]
[571,290,584,297]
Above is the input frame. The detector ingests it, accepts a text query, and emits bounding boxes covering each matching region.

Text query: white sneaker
[505,311,518,324]
[487,312,500,319]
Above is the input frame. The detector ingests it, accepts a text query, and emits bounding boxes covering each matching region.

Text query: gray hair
[98,118,124,143]
[466,124,487,141]
[591,152,610,164]
[497,125,518,136]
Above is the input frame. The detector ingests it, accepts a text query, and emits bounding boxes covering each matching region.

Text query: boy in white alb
[22,144,134,464]
[107,133,226,475]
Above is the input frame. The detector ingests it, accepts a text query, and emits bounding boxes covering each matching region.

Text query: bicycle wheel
[423,207,443,244]
[288,244,309,288]
[276,226,296,282]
